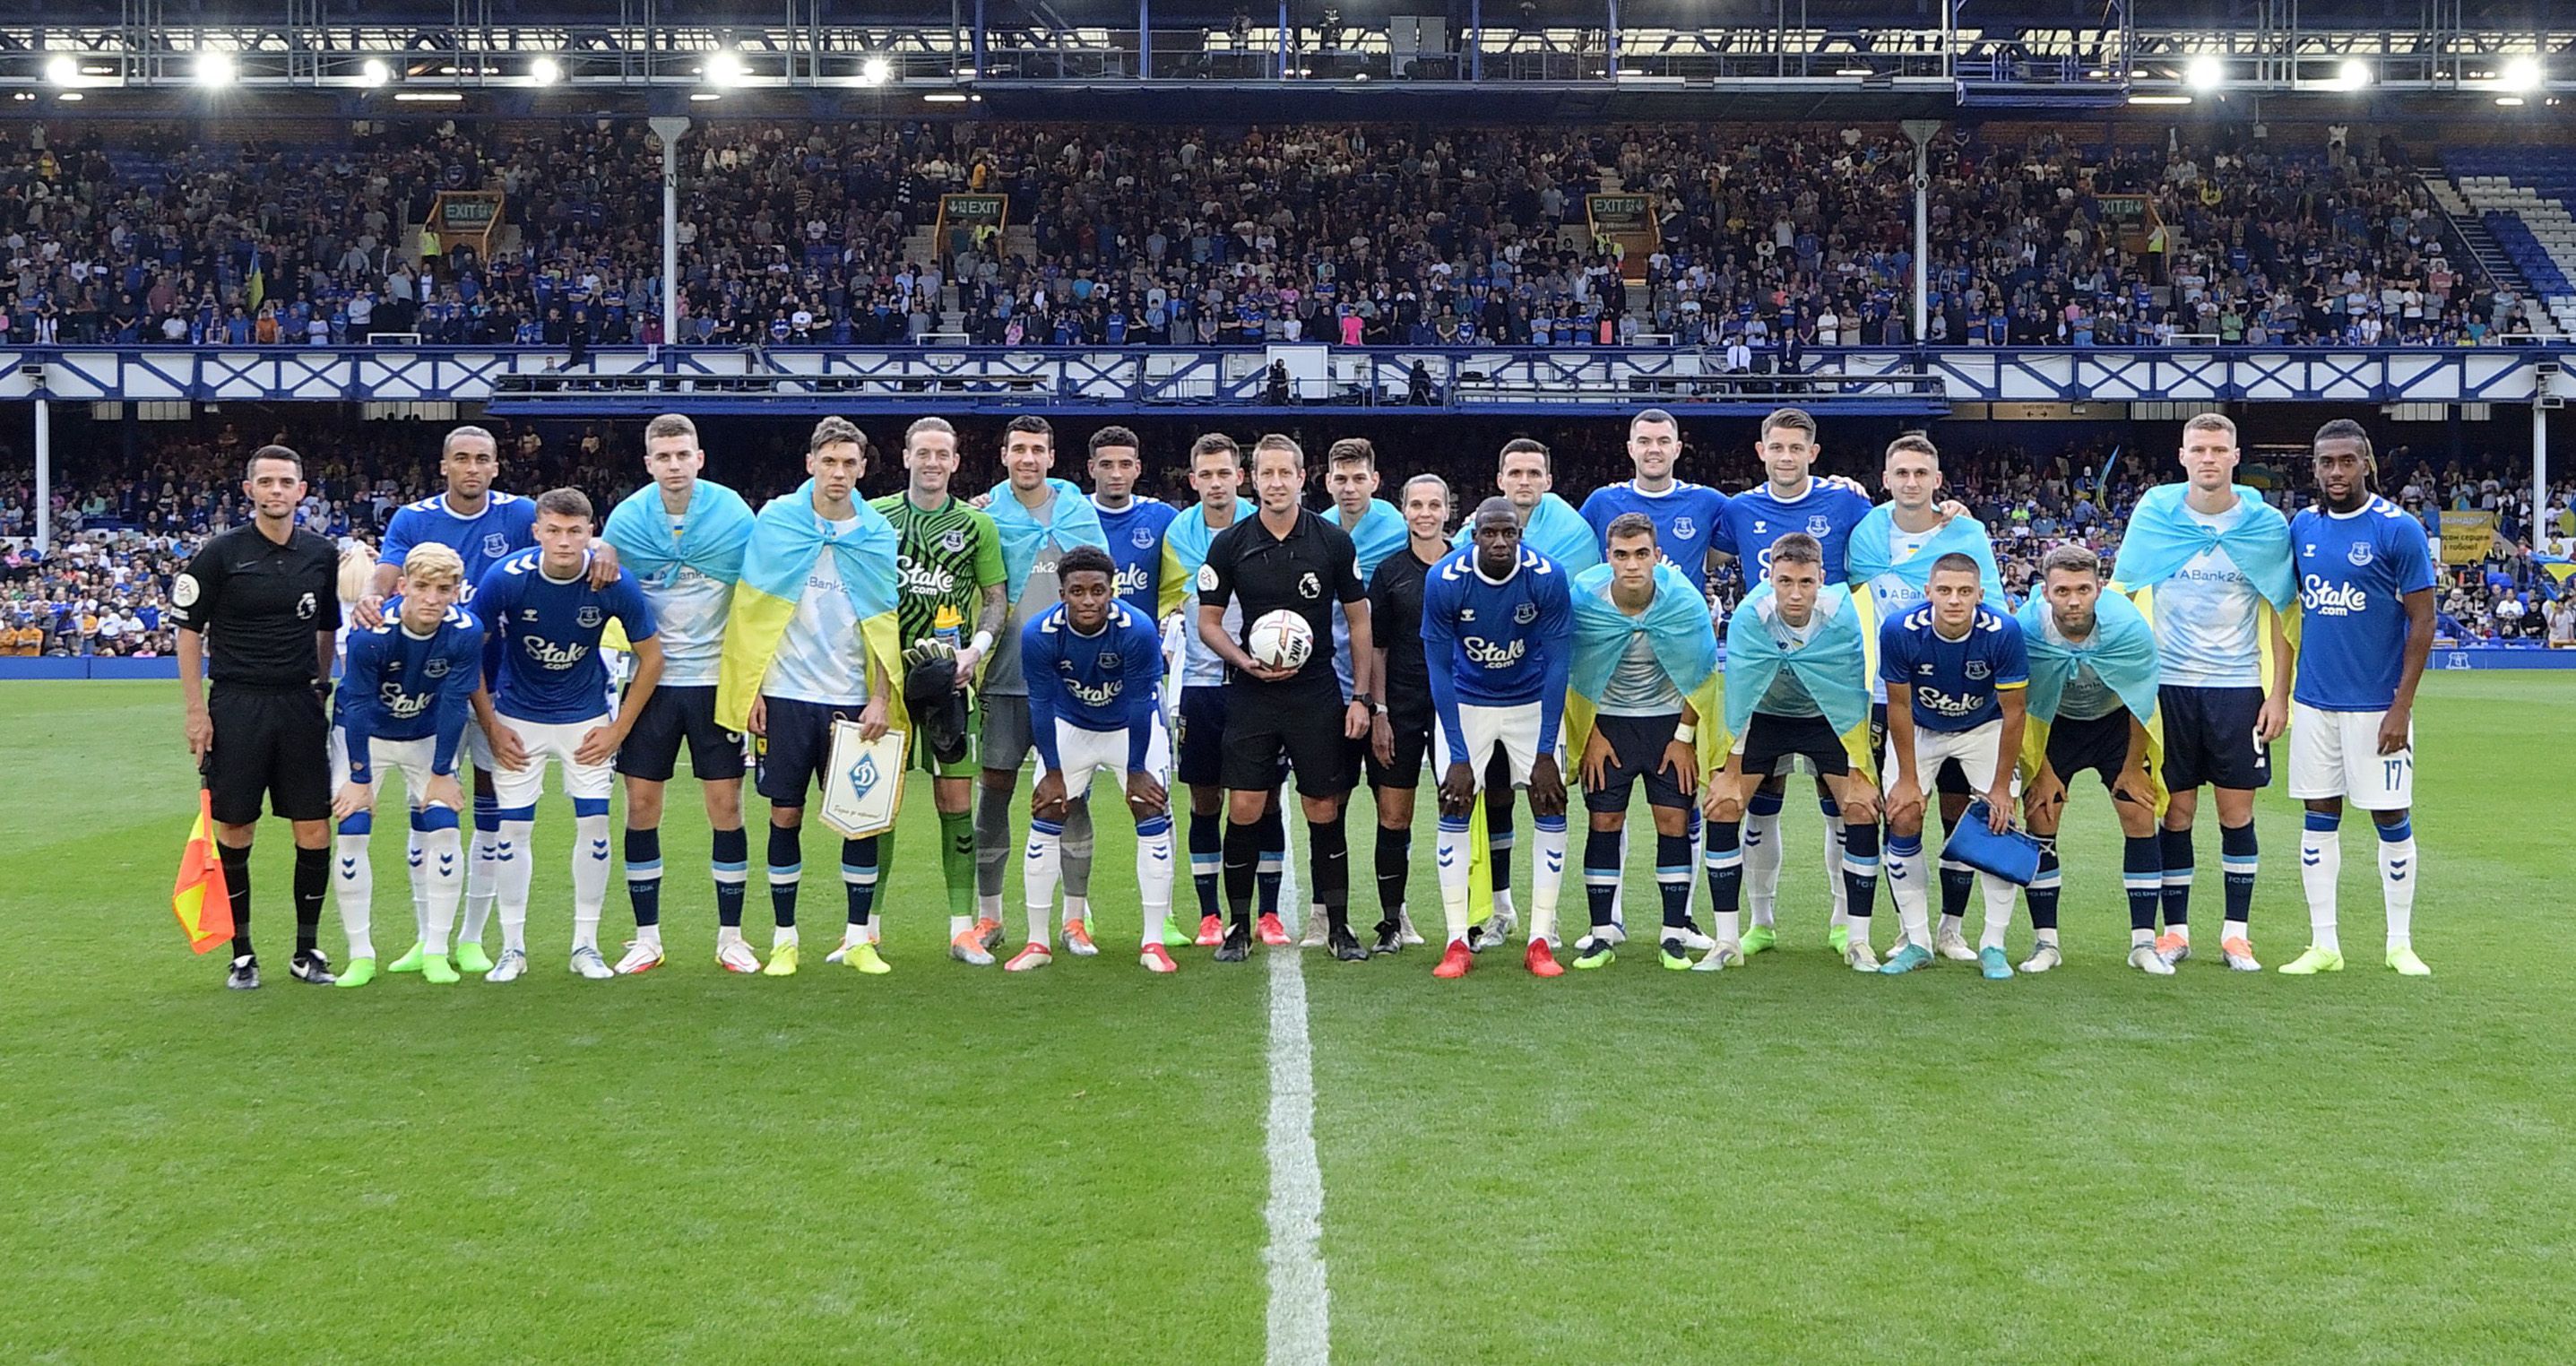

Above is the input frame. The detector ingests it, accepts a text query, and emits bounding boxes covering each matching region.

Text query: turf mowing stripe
[1263,945,1330,1366]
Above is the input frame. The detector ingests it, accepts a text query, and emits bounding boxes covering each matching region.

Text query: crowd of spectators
[8,419,2571,658]
[0,117,2545,358]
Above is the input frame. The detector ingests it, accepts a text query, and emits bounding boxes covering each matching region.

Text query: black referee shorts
[1367,694,1435,790]
[615,684,748,784]
[205,686,332,825]
[1223,677,1355,798]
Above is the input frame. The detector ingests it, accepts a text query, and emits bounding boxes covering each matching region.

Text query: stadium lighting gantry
[530,56,563,86]
[2184,54,2223,91]
[2501,56,2543,94]
[861,56,893,86]
[194,50,236,88]
[2337,59,2371,91]
[45,55,79,87]
[705,50,748,88]
[359,58,392,88]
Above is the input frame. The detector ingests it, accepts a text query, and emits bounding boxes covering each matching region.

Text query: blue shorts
[615,685,747,783]
[2157,685,2270,792]
[754,696,865,807]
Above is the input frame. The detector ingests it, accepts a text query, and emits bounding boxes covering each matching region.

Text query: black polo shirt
[1367,543,1439,705]
[171,521,341,689]
[1198,506,1365,688]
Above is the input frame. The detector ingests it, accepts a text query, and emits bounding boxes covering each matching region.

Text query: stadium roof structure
[2,0,2567,118]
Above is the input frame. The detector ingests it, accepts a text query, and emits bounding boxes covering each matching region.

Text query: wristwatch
[1353,691,1382,714]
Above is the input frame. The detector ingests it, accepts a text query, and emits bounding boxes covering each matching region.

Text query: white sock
[1978,872,2016,952]
[406,826,429,945]
[2223,919,2248,944]
[1435,818,1474,943]
[636,921,662,953]
[1938,912,1965,944]
[1889,837,1932,946]
[2300,824,2342,955]
[1607,829,1628,929]
[1024,826,1063,947]
[496,819,535,954]
[571,812,611,954]
[1137,823,1175,947]
[334,831,375,960]
[1063,894,1088,929]
[774,923,799,950]
[976,892,1002,923]
[421,824,462,954]
[1491,886,1517,922]
[2167,921,2191,946]
[1528,817,1569,947]
[462,826,500,943]
[1743,807,1782,926]
[2379,825,2417,949]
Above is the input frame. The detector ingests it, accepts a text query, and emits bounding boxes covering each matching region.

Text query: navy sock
[767,822,802,929]
[625,827,662,928]
[1189,808,1223,919]
[1583,827,1621,928]
[1655,833,1693,929]
[1704,821,1743,915]
[2220,822,2258,927]
[2158,826,2195,926]
[2027,840,2062,932]
[1938,859,1975,921]
[1840,821,1880,925]
[711,826,748,928]
[2126,834,2165,933]
[842,835,879,927]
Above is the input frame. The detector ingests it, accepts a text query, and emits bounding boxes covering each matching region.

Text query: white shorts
[462,721,495,774]
[329,729,456,808]
[1432,701,1562,791]
[2287,702,2414,810]
[488,713,618,808]
[1885,722,2007,797]
[1050,714,1172,800]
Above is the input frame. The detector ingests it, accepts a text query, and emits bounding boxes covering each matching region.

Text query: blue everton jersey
[1715,480,1875,584]
[1579,480,1731,577]
[471,549,659,724]
[1878,605,2029,733]
[379,492,539,602]
[1094,497,1179,618]
[1420,547,1575,753]
[2292,497,2436,712]
[1022,601,1165,770]
[335,606,484,779]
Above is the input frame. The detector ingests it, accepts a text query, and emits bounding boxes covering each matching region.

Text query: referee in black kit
[1196,434,1378,964]
[174,445,345,990]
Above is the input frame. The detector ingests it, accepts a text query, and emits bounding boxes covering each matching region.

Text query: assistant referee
[174,445,345,990]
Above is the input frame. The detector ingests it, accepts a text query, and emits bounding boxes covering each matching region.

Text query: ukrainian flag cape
[715,483,904,732]
[1454,492,1603,573]
[1846,506,2005,602]
[1563,562,1725,770]
[2111,482,2302,695]
[1721,583,1874,778]
[601,479,754,585]
[1333,497,1410,581]
[987,478,1109,603]
[2014,592,2169,815]
[1155,497,1255,618]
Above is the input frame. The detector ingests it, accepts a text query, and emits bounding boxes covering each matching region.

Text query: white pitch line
[1264,943,1331,1366]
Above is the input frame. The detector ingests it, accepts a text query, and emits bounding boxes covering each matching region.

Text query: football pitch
[5,675,2572,1364]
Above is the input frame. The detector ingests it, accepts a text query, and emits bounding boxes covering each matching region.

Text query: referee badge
[1298,571,1321,600]
[296,592,316,620]
[1197,564,1219,592]
[173,574,201,608]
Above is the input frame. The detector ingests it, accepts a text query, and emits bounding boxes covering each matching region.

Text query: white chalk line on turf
[1265,818,1330,1366]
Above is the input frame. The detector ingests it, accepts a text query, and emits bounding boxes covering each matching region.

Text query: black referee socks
[292,843,328,955]
[1223,817,1260,928]
[220,842,254,959]
[1310,817,1350,930]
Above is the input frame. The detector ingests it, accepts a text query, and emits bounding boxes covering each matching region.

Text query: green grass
[4,676,2572,1363]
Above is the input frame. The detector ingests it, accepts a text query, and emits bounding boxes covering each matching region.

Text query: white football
[1247,610,1316,671]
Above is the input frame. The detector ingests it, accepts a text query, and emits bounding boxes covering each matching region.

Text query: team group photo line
[170,403,2435,991]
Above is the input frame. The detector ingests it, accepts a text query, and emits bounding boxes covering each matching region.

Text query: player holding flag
[1011,547,1180,973]
[1874,555,2028,981]
[601,414,756,975]
[2015,544,2170,974]
[1423,497,1577,979]
[2281,419,2437,977]
[328,544,484,986]
[468,489,664,982]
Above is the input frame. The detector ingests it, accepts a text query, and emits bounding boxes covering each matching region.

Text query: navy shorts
[2044,709,2136,790]
[754,696,865,806]
[1583,712,1694,814]
[1737,712,1848,778]
[2158,685,2270,791]
[616,685,748,783]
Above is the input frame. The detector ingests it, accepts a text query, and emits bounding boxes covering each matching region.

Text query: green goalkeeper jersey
[871,492,1006,647]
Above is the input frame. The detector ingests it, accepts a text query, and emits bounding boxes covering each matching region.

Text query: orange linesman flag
[172,791,235,953]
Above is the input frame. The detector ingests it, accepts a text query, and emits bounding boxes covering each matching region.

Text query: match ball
[1247,610,1315,671]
